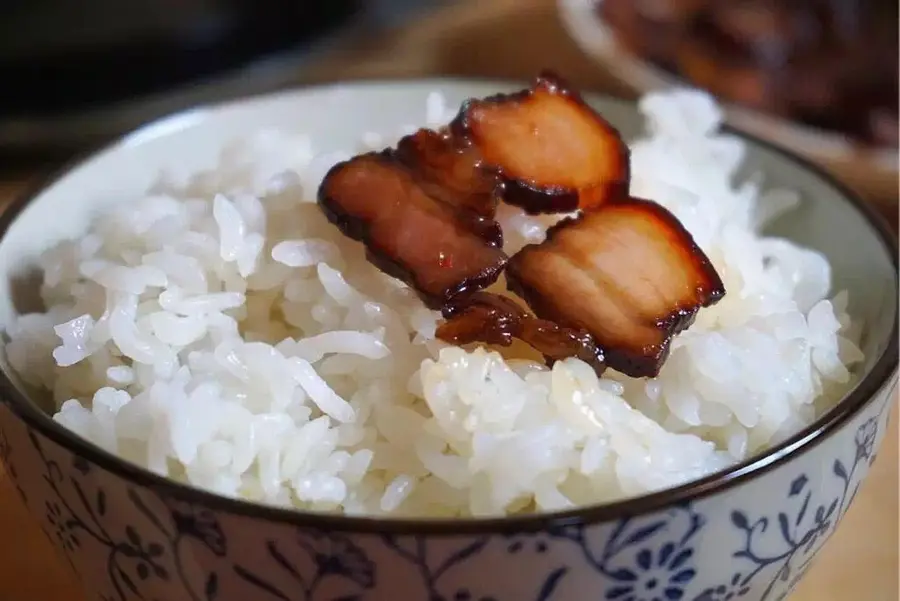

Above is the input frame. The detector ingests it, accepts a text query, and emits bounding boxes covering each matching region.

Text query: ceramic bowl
[557,0,900,205]
[0,80,897,601]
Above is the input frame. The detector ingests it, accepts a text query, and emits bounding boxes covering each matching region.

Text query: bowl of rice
[0,78,895,601]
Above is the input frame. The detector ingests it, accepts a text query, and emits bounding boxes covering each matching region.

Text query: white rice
[5,89,865,517]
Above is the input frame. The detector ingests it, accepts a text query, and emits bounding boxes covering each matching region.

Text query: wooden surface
[0,1,896,599]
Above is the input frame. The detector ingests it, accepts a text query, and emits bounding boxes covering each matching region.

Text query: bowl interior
[0,79,896,423]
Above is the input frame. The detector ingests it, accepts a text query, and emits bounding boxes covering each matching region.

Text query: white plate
[557,0,898,203]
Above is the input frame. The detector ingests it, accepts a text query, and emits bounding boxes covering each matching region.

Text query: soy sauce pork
[437,292,605,373]
[395,128,500,219]
[318,152,507,310]
[506,198,725,378]
[451,72,630,215]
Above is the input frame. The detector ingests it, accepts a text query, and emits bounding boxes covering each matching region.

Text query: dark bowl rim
[0,77,897,536]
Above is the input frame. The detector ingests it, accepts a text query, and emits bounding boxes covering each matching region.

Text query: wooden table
[0,1,897,599]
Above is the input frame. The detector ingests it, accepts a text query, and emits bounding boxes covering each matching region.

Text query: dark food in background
[451,72,631,215]
[438,292,606,374]
[598,0,899,148]
[507,199,725,378]
[316,73,726,378]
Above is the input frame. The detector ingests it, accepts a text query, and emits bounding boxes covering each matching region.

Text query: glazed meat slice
[314,75,725,378]
[506,198,725,377]
[437,292,606,373]
[395,128,500,219]
[451,72,630,215]
[318,152,508,309]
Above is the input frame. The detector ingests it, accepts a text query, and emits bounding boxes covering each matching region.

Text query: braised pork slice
[506,198,725,377]
[318,152,508,309]
[451,72,630,215]
[395,128,500,220]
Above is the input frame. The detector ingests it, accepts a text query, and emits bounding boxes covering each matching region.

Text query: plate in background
[557,0,898,205]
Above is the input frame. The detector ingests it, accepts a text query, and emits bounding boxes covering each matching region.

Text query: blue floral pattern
[380,533,491,599]
[692,408,892,601]
[550,505,702,601]
[380,532,571,601]
[0,387,893,601]
[20,427,229,601]
[234,530,376,600]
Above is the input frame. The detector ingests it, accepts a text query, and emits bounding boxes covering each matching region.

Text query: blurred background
[0,0,897,210]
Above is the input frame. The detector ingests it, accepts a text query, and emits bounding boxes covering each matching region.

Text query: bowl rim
[0,77,897,535]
